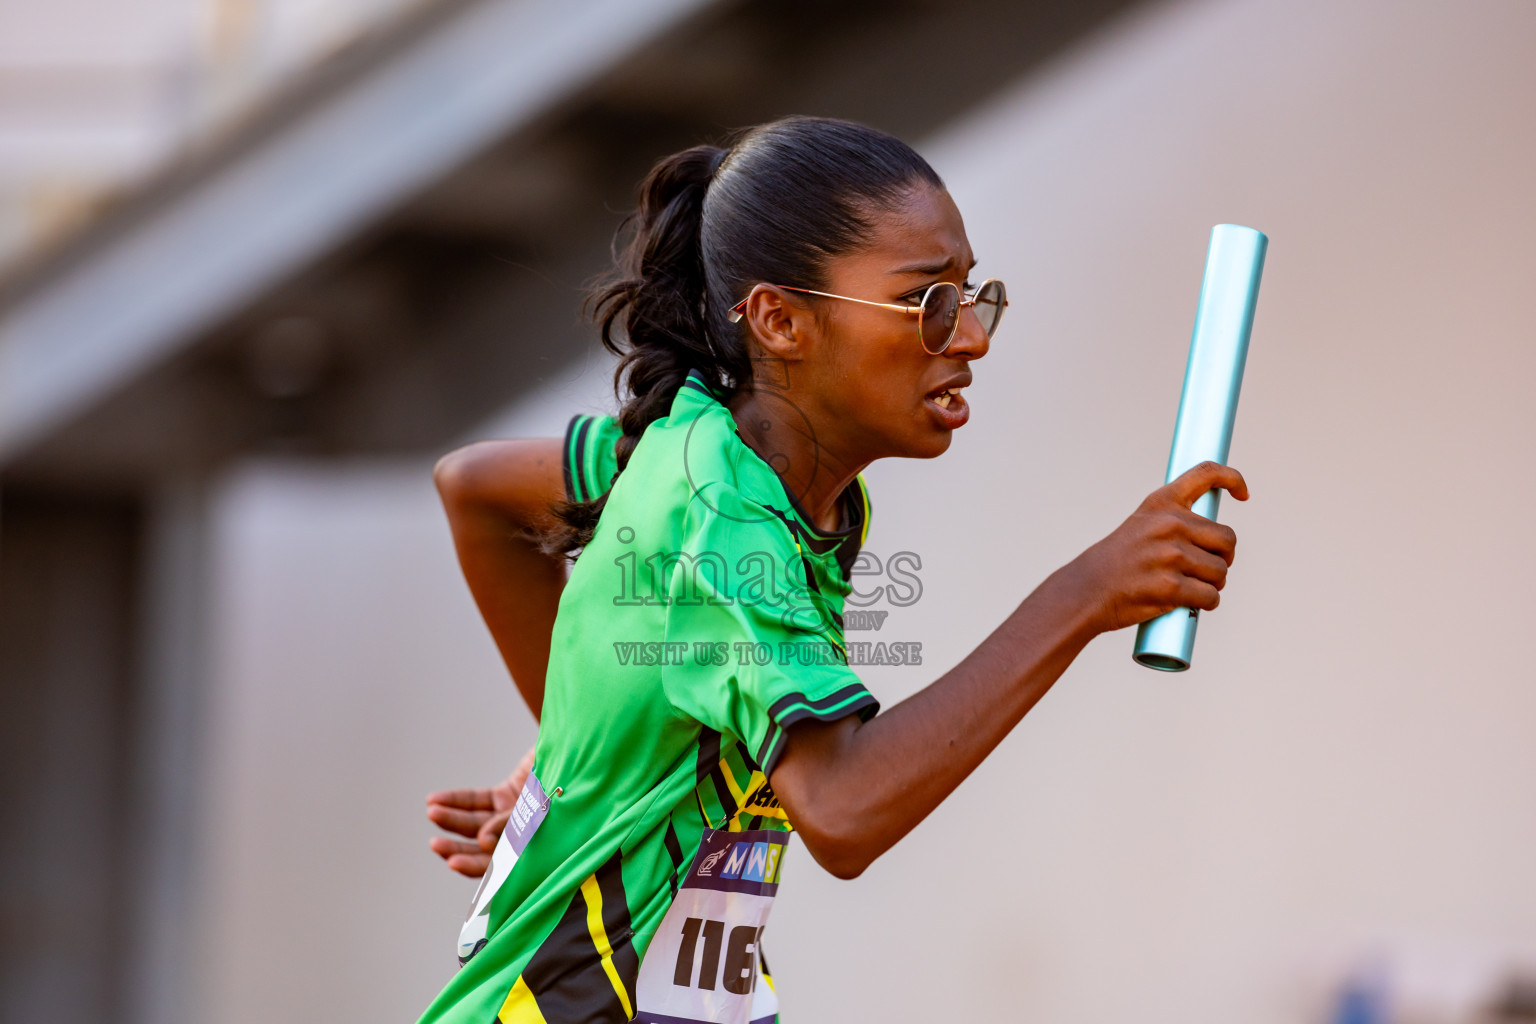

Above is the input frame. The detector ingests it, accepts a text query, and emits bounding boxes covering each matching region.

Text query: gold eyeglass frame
[726,278,1009,355]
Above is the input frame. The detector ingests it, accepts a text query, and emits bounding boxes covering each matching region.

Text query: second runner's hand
[426,746,534,878]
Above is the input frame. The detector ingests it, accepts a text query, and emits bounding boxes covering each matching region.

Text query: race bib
[634,828,787,1024]
[457,769,552,965]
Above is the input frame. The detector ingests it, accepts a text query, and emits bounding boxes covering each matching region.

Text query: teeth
[930,387,965,410]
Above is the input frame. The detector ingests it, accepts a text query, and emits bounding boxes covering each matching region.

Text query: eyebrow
[890,255,980,276]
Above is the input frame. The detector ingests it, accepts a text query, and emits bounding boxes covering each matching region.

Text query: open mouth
[927,386,965,409]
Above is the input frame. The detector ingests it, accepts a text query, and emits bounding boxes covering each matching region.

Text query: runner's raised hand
[1066,460,1249,633]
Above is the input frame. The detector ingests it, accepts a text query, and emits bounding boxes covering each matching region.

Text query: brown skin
[425,444,563,874]
[729,186,983,527]
[427,182,1248,881]
[427,748,532,875]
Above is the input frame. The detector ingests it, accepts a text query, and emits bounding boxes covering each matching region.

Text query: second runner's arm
[427,437,565,875]
[432,437,568,721]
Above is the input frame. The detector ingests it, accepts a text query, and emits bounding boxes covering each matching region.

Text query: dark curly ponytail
[546,116,943,555]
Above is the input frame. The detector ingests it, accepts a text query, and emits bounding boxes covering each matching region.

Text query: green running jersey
[419,371,879,1024]
[562,412,624,505]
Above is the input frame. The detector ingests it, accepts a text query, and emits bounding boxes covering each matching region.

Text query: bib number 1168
[673,917,763,994]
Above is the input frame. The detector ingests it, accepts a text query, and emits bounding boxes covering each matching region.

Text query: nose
[945,302,990,361]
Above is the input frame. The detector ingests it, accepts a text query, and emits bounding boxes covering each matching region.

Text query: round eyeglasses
[727,278,1008,355]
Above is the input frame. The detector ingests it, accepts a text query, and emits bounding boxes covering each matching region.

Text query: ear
[739,285,816,362]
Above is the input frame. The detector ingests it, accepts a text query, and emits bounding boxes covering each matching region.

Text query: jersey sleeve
[659,487,879,778]
[562,414,624,503]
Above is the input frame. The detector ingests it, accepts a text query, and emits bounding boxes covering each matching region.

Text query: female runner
[420,116,1246,1024]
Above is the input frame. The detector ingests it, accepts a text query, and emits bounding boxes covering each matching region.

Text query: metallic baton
[1133,223,1268,672]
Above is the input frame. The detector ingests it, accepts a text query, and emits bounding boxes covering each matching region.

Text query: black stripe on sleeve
[561,414,583,504]
[571,415,595,501]
[758,687,880,778]
[776,691,879,730]
[766,684,878,722]
[758,725,789,780]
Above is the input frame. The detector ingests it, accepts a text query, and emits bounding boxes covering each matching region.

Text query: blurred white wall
[194,0,1536,1020]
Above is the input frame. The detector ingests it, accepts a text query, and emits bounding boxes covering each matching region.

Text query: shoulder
[573,392,798,577]
[562,412,623,503]
[634,394,796,539]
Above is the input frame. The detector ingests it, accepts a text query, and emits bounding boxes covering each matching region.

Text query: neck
[728,386,865,533]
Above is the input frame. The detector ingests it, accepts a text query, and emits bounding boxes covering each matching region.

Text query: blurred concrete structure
[0,0,436,276]
[5,0,1536,1022]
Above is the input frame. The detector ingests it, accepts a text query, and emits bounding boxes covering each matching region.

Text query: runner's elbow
[794,817,875,880]
[823,852,870,881]
[432,446,478,505]
[433,440,549,519]
[772,718,882,878]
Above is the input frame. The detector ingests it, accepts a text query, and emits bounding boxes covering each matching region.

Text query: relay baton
[1132,224,1267,672]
